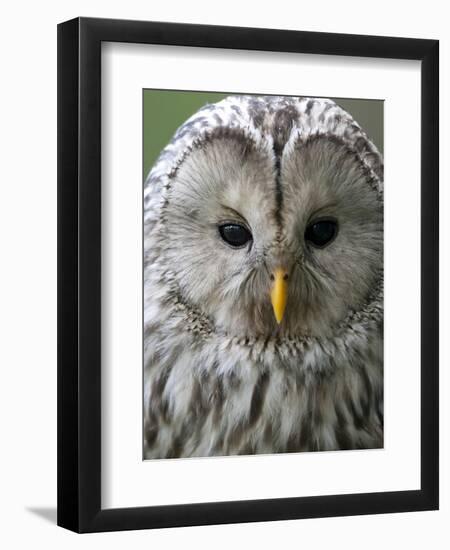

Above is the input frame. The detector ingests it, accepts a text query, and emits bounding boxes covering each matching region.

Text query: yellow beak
[270,268,289,324]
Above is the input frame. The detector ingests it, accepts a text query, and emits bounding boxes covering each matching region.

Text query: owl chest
[144,338,383,458]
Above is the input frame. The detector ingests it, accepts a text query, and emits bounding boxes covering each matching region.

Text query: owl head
[144,96,383,340]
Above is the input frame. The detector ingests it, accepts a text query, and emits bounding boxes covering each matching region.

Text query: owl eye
[305,219,338,248]
[218,223,252,248]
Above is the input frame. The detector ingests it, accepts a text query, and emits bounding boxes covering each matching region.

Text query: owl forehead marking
[273,156,284,230]
[268,103,301,230]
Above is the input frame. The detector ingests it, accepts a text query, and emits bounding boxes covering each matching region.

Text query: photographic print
[58,18,438,531]
[143,91,384,460]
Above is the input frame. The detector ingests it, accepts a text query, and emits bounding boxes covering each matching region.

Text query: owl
[143,95,383,459]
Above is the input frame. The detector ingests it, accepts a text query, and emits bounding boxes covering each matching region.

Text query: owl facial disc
[270,268,289,324]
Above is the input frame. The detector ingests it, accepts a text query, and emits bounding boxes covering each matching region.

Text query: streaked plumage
[144,95,383,459]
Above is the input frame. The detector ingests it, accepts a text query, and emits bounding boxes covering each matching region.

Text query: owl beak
[270,268,289,324]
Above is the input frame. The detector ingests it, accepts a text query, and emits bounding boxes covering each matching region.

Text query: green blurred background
[143,90,383,178]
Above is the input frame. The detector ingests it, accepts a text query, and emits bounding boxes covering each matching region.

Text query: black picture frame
[57,16,439,533]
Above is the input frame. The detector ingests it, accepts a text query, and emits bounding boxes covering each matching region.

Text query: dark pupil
[219,223,252,247]
[305,220,337,247]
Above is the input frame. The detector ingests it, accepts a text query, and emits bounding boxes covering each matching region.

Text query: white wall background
[0,0,447,547]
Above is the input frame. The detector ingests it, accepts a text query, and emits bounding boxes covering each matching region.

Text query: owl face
[153,97,383,340]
